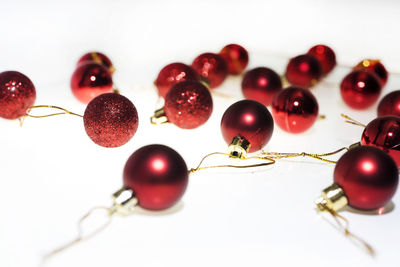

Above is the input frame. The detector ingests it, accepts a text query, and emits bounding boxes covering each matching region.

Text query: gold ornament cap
[228,135,251,159]
[112,186,138,216]
[315,183,348,212]
[150,107,169,125]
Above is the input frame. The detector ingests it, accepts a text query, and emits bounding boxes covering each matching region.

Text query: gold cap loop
[228,135,251,159]
[112,186,138,215]
[315,183,348,212]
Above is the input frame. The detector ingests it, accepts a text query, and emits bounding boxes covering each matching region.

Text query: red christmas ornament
[285,54,323,88]
[219,44,249,75]
[220,100,274,153]
[377,90,400,117]
[340,70,382,110]
[154,62,199,98]
[307,44,336,75]
[70,62,113,104]
[191,52,228,88]
[77,52,114,73]
[353,59,388,87]
[271,86,319,133]
[241,67,282,106]
[0,71,36,119]
[83,93,138,147]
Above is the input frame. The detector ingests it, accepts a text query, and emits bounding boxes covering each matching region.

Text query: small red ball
[271,86,319,133]
[241,67,282,106]
[220,100,274,152]
[219,44,249,75]
[307,44,336,75]
[361,116,400,167]
[334,146,398,210]
[377,90,400,117]
[285,54,323,88]
[154,62,199,98]
[123,144,189,210]
[164,81,213,129]
[83,93,138,147]
[340,70,382,110]
[77,52,114,72]
[353,59,388,87]
[191,52,228,88]
[0,71,36,119]
[70,62,113,104]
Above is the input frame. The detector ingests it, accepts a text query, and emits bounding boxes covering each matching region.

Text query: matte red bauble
[84,93,138,147]
[307,44,336,75]
[123,144,189,210]
[271,86,318,133]
[334,146,398,210]
[377,90,400,117]
[353,59,388,87]
[285,54,323,88]
[191,52,228,88]
[154,62,199,98]
[220,100,274,152]
[0,71,36,119]
[241,67,282,106]
[71,62,113,104]
[77,52,114,72]
[219,44,249,75]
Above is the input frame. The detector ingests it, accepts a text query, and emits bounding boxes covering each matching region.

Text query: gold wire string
[24,105,83,119]
[341,114,366,128]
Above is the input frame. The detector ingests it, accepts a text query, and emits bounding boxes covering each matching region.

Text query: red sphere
[221,100,274,152]
[307,44,336,75]
[83,93,138,147]
[361,116,400,167]
[219,44,249,75]
[340,70,382,110]
[77,52,114,72]
[154,62,199,98]
[123,144,189,210]
[285,54,323,88]
[70,62,113,104]
[0,71,36,119]
[164,81,213,129]
[191,52,228,88]
[241,67,282,106]
[271,86,319,133]
[334,146,398,210]
[353,59,388,87]
[378,90,400,117]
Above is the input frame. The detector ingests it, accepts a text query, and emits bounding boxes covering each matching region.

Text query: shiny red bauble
[123,144,188,210]
[241,67,282,106]
[377,90,400,117]
[83,93,138,147]
[219,44,249,75]
[271,86,319,133]
[285,54,323,88]
[307,44,336,75]
[353,59,388,87]
[340,70,382,110]
[77,52,114,72]
[361,116,400,167]
[154,62,199,98]
[0,71,36,119]
[191,52,228,88]
[164,81,213,129]
[70,62,113,104]
[220,100,274,153]
[334,146,398,210]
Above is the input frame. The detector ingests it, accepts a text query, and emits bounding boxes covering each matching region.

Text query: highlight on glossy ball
[0,71,36,119]
[334,146,398,210]
[220,100,274,153]
[219,44,249,75]
[191,52,228,88]
[83,93,138,147]
[353,59,388,87]
[285,54,323,88]
[271,86,318,133]
[377,90,400,117]
[307,44,336,75]
[77,51,114,72]
[123,144,189,210]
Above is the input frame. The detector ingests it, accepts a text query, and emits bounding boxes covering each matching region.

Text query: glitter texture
[191,52,228,88]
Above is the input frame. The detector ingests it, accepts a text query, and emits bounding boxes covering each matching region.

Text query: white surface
[1,0,400,266]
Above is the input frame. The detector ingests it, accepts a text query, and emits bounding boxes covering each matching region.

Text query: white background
[1,0,400,266]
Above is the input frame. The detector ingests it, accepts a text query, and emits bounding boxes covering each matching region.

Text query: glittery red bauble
[0,71,36,119]
[123,144,188,210]
[271,86,318,133]
[378,90,400,117]
[70,62,113,104]
[334,146,398,210]
[361,116,400,167]
[77,52,114,71]
[241,67,282,106]
[307,44,336,75]
[285,54,323,88]
[154,62,199,98]
[340,70,381,110]
[164,81,213,129]
[220,100,274,152]
[219,44,249,75]
[191,52,228,88]
[83,93,138,147]
[353,59,388,87]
